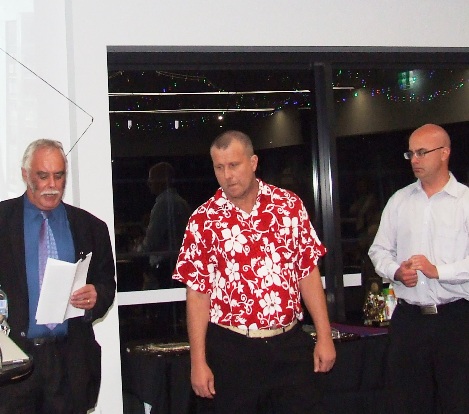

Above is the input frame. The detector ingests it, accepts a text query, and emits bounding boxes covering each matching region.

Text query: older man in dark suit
[0,139,116,414]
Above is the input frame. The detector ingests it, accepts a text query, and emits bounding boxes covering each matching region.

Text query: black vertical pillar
[313,62,345,322]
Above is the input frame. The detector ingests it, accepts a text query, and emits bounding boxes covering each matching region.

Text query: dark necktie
[38,211,59,330]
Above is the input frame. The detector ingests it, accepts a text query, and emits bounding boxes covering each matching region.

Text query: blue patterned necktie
[38,211,59,330]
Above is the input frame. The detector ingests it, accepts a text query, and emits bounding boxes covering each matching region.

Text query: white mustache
[40,190,60,196]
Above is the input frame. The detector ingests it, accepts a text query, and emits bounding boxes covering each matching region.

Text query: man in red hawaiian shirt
[173,130,335,413]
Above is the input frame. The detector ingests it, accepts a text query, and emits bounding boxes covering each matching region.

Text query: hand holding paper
[69,282,98,310]
[36,253,92,324]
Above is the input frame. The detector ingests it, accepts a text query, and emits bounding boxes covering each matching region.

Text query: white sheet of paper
[35,252,92,324]
[0,332,29,365]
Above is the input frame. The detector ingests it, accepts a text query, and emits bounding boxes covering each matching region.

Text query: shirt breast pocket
[435,226,460,264]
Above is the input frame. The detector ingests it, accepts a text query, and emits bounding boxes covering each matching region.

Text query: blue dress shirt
[23,195,75,338]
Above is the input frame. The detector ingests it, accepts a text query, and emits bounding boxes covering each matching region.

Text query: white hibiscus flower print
[210,303,223,323]
[280,216,299,237]
[225,259,240,282]
[258,255,282,288]
[221,225,247,256]
[209,266,226,301]
[259,291,282,316]
[189,222,202,243]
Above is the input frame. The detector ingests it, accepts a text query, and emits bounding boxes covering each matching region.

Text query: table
[122,325,390,414]
[0,359,34,386]
[322,324,390,414]
[122,340,194,414]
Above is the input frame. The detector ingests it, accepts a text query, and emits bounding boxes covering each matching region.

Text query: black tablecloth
[122,326,390,414]
[122,341,193,414]
[322,333,390,414]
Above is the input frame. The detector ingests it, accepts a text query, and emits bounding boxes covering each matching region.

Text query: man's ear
[442,147,451,161]
[21,167,28,183]
[251,154,258,172]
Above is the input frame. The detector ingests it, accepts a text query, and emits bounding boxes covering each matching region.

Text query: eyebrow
[36,171,66,176]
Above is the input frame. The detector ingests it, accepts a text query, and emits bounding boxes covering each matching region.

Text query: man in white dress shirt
[369,123,469,414]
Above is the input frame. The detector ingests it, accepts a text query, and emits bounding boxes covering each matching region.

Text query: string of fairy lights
[109,69,468,133]
[335,69,467,103]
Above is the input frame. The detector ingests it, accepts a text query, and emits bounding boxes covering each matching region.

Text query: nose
[47,175,58,188]
[223,168,233,180]
[410,154,420,164]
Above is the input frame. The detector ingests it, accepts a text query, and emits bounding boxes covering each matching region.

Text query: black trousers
[386,299,469,414]
[197,322,324,414]
[0,338,77,414]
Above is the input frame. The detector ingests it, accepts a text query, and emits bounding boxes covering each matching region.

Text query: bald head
[408,124,451,189]
[410,124,451,149]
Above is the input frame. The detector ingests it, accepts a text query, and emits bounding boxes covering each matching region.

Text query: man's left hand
[313,336,336,373]
[409,255,439,279]
[70,284,97,310]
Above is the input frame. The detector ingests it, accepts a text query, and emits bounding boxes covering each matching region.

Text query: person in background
[139,161,191,290]
[0,139,116,414]
[369,124,469,413]
[173,130,335,414]
[349,178,379,240]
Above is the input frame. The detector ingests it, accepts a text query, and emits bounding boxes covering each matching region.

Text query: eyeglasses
[403,146,444,160]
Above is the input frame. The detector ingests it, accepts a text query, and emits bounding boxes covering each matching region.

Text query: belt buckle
[31,336,65,346]
[421,304,438,315]
[33,337,47,346]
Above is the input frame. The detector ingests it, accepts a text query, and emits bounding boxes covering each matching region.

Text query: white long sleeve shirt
[369,173,469,306]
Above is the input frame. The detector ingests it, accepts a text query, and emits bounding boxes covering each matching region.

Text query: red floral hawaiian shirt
[173,180,326,329]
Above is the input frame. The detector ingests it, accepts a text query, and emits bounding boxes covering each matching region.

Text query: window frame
[108,46,469,322]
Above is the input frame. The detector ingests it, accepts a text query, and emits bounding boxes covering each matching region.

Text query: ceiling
[107,48,469,139]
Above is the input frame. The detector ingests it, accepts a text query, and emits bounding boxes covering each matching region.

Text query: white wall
[0,1,74,200]
[2,1,469,412]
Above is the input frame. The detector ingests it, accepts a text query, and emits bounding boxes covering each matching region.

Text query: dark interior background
[108,51,469,335]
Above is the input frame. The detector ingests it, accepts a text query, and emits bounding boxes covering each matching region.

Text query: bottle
[384,287,397,320]
[377,292,386,322]
[0,286,10,336]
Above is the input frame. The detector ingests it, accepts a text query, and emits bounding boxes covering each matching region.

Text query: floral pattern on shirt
[173,180,326,329]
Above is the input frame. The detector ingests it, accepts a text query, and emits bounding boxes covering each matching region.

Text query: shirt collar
[215,179,263,217]
[414,172,458,197]
[217,178,263,203]
[442,172,459,198]
[23,193,63,221]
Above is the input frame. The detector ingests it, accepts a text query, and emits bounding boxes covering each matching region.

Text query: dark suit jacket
[0,195,116,412]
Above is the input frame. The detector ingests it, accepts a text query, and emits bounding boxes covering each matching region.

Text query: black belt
[28,336,67,346]
[397,298,466,315]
